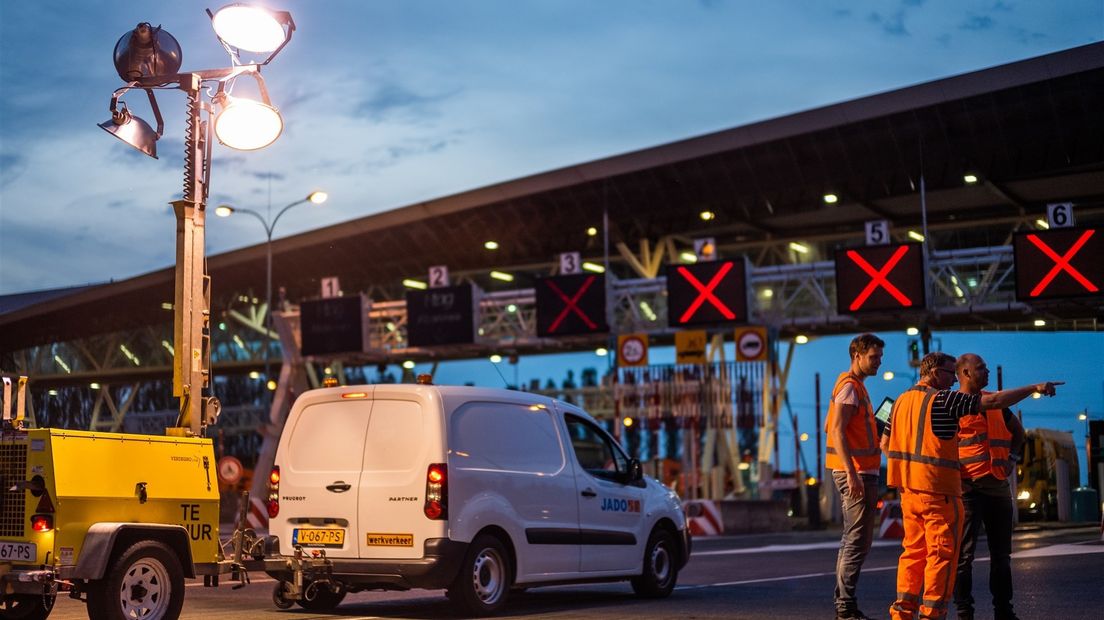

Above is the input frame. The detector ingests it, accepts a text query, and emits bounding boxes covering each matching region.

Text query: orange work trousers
[889,490,964,620]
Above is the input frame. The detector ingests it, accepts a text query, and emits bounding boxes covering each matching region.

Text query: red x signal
[846,245,914,311]
[546,276,598,332]
[677,263,736,323]
[1026,230,1099,296]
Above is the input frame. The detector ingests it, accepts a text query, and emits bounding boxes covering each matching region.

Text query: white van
[263,383,691,616]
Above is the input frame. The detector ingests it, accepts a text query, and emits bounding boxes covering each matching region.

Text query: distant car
[264,383,691,616]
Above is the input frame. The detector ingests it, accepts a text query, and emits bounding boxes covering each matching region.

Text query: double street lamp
[215,191,328,395]
[99,5,296,437]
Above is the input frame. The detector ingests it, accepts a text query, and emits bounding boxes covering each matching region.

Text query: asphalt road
[42,525,1103,619]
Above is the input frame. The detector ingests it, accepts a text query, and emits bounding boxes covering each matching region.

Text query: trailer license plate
[293,528,344,547]
[0,542,36,562]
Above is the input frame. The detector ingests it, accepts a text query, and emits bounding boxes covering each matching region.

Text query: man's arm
[829,403,864,499]
[980,382,1062,410]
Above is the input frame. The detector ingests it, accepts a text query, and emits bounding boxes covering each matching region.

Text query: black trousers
[953,486,1014,618]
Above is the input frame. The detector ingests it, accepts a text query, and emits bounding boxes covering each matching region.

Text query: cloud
[1010,28,1047,45]
[0,153,25,188]
[960,15,995,31]
[902,0,926,6]
[991,1,1014,12]
[248,171,286,181]
[353,83,460,122]
[868,11,910,37]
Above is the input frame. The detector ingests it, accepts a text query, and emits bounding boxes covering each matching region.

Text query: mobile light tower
[100,5,296,437]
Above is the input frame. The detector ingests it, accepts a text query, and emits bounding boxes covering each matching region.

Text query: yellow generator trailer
[0,377,258,620]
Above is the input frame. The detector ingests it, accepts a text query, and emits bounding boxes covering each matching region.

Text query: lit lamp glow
[210,5,288,52]
[214,96,283,150]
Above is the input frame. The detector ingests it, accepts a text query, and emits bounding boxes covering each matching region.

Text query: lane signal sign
[666,259,749,327]
[1013,228,1102,301]
[834,243,925,314]
[536,273,609,337]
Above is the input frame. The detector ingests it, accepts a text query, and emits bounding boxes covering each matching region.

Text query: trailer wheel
[271,583,295,610]
[630,527,678,598]
[86,540,184,620]
[446,534,512,616]
[297,581,346,610]
[0,592,55,620]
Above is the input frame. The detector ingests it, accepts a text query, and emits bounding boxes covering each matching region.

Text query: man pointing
[880,352,1061,620]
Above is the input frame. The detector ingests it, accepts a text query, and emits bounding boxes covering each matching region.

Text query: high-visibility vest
[886,386,962,496]
[824,372,880,471]
[958,403,1013,481]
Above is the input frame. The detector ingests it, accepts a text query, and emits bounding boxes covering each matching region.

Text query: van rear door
[356,386,442,560]
[276,388,374,559]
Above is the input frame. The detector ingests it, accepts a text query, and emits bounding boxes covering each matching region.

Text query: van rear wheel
[447,534,512,616]
[631,528,678,598]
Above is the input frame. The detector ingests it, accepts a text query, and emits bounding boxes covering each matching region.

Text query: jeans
[954,485,1014,618]
[832,470,879,613]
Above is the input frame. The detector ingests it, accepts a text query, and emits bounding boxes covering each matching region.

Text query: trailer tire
[0,592,55,620]
[271,583,295,610]
[297,581,346,610]
[86,540,185,620]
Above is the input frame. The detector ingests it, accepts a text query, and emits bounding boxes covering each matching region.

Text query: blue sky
[1,2,1102,473]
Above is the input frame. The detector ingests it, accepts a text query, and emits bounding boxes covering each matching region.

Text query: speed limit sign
[618,334,648,367]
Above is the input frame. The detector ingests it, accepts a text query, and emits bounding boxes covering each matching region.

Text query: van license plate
[293,528,344,547]
[0,542,36,562]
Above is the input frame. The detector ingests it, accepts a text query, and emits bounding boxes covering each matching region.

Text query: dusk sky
[1,2,1102,473]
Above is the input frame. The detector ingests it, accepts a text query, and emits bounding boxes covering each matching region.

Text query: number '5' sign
[865,220,890,246]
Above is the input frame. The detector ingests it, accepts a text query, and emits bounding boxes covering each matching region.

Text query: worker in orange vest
[826,333,884,620]
[953,354,1024,620]
[880,352,1060,620]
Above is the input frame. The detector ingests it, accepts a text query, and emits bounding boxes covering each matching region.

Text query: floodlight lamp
[98,100,161,159]
[209,4,295,63]
[308,191,328,204]
[112,23,183,82]
[213,94,283,150]
[214,205,234,217]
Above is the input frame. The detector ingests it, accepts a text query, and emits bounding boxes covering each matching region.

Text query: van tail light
[267,465,280,518]
[31,514,53,532]
[424,463,448,520]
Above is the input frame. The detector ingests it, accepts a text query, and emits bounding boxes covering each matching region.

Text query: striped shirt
[881,388,981,440]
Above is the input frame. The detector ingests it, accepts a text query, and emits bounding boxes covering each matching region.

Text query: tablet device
[874,396,894,426]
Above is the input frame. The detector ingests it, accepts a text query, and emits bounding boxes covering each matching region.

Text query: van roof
[310,383,564,408]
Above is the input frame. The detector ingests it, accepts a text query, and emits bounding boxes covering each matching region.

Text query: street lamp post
[215,191,327,397]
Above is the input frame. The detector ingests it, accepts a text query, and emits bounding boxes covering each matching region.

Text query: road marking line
[693,540,901,556]
[186,576,276,588]
[1011,543,1104,558]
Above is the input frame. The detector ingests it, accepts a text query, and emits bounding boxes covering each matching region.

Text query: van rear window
[450,402,563,474]
[287,401,372,472]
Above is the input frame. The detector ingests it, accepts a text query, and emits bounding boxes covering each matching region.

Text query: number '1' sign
[834,243,925,314]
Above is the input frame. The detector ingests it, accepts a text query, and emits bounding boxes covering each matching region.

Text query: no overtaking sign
[735,326,767,362]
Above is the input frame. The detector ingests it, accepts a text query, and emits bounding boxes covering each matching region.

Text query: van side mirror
[628,458,643,483]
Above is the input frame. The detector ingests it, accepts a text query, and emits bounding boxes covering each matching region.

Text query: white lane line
[693,539,901,556]
[186,576,276,588]
[1012,543,1104,558]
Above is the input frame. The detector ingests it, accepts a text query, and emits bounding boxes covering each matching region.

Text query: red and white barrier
[246,495,268,531]
[683,500,723,536]
[878,499,904,538]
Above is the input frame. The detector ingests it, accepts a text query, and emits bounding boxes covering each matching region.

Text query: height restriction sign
[666,259,749,327]
[535,273,609,337]
[834,243,925,314]
[1013,227,1102,301]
